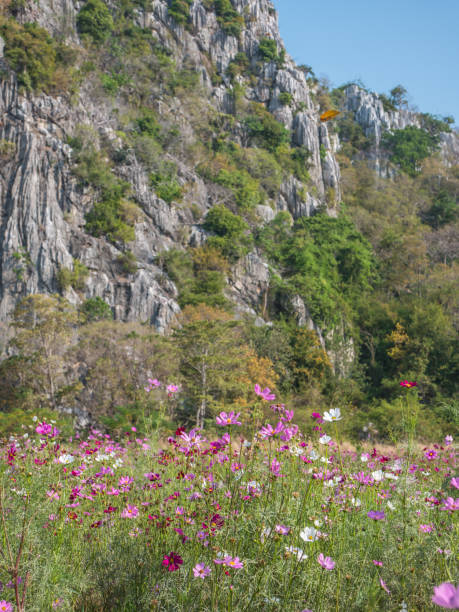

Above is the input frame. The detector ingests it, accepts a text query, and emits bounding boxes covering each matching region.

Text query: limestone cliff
[0,0,341,341]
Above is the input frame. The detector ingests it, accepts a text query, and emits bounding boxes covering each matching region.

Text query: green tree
[8,295,78,410]
[73,320,177,427]
[389,85,408,108]
[172,305,244,428]
[382,126,439,176]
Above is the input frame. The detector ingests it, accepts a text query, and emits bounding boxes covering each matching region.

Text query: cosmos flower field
[0,384,457,611]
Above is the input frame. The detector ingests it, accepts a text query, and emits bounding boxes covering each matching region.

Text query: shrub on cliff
[168,0,193,26]
[0,18,76,93]
[203,205,252,261]
[77,0,114,43]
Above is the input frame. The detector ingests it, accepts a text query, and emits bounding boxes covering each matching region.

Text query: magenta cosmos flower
[425,449,438,460]
[254,384,276,401]
[432,583,459,608]
[451,478,459,490]
[318,553,335,570]
[36,421,59,438]
[400,380,417,388]
[0,602,12,612]
[193,563,211,579]
[216,411,241,426]
[162,552,183,572]
[367,510,385,520]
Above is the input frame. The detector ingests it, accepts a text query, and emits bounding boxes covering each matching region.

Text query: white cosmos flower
[309,450,319,460]
[360,453,369,462]
[372,470,384,482]
[385,472,398,480]
[320,456,332,464]
[58,453,74,464]
[260,527,272,543]
[351,497,362,507]
[289,446,302,456]
[299,526,319,543]
[314,519,322,528]
[285,546,307,561]
[95,454,109,462]
[387,501,396,511]
[323,408,342,422]
[319,435,331,445]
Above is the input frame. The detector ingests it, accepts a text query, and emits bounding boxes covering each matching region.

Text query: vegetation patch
[77,0,114,43]
[382,126,441,176]
[0,17,77,93]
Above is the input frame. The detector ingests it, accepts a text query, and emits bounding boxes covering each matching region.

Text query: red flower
[400,380,417,388]
[162,552,183,572]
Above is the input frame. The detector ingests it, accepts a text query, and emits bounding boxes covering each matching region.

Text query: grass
[0,386,456,611]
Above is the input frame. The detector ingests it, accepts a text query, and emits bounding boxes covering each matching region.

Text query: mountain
[0,0,457,418]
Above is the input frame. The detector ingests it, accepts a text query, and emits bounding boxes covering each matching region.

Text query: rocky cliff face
[342,84,459,175]
[0,0,342,343]
[0,0,457,378]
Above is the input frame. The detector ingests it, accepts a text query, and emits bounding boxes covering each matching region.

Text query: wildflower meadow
[0,383,457,611]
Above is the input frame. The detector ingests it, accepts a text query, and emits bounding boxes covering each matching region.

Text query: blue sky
[272,0,459,125]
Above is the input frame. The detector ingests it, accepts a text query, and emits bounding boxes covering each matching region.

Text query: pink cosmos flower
[0,602,13,612]
[254,384,276,401]
[444,435,453,446]
[167,384,179,396]
[270,459,282,477]
[148,378,161,387]
[281,409,294,422]
[216,411,242,426]
[259,422,284,439]
[162,552,183,572]
[275,524,290,535]
[121,504,139,518]
[318,553,335,570]
[372,560,383,567]
[431,583,459,608]
[440,497,459,512]
[419,524,434,533]
[450,478,459,490]
[193,563,211,579]
[425,449,438,460]
[224,556,243,569]
[180,429,205,449]
[118,476,134,487]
